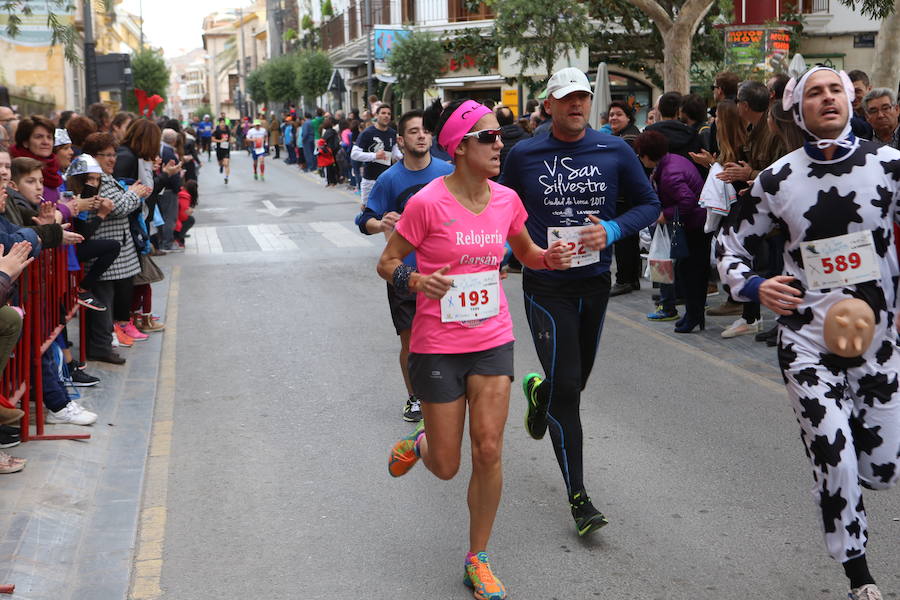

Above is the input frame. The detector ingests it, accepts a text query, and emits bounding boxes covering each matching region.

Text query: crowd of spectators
[0,101,199,473]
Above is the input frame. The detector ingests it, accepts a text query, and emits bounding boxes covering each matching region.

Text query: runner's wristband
[393,264,417,294]
[541,250,555,271]
[599,220,621,245]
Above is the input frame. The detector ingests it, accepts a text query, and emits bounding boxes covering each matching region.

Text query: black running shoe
[522,373,549,440]
[570,490,608,536]
[0,425,20,449]
[70,368,100,387]
[77,291,107,311]
[402,396,422,422]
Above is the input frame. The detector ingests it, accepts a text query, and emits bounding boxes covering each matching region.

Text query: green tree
[246,64,269,104]
[867,0,900,89]
[490,0,593,83]
[265,55,300,102]
[838,0,897,17]
[126,49,170,114]
[295,50,332,104]
[388,31,444,107]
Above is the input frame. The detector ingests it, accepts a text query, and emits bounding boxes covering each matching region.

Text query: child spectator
[175,180,196,248]
[316,137,337,187]
[6,158,83,247]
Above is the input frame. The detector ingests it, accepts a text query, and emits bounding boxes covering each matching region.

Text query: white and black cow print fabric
[717,139,900,564]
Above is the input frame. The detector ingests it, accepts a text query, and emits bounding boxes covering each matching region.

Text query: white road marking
[247,224,299,251]
[309,221,372,248]
[261,200,292,217]
[185,226,223,255]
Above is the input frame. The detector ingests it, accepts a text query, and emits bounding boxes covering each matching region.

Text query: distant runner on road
[212,118,231,185]
[246,120,268,181]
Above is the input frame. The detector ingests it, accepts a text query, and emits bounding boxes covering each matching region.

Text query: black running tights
[523,280,611,497]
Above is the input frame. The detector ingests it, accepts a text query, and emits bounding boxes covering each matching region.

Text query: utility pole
[82,0,99,107]
[139,0,144,49]
[364,0,373,100]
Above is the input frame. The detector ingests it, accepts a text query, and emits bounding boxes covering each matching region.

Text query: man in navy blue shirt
[197,115,214,161]
[501,67,660,537]
[356,110,453,422]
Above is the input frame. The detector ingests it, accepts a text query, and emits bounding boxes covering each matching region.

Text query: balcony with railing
[321,12,345,50]
[345,0,392,41]
[797,0,829,13]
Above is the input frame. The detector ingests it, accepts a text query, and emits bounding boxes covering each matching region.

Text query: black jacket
[645,119,702,160]
[498,124,531,175]
[3,188,63,248]
[645,119,706,179]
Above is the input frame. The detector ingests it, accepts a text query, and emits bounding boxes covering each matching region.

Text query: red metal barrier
[0,246,89,443]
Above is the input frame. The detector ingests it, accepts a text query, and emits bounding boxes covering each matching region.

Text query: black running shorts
[216,149,230,161]
[386,282,416,335]
[408,341,514,404]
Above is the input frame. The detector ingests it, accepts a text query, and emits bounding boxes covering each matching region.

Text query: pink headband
[438,100,493,159]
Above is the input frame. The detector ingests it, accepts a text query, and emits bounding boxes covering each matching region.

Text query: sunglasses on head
[462,128,501,144]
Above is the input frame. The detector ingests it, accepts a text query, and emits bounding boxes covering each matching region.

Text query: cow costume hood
[782,65,855,151]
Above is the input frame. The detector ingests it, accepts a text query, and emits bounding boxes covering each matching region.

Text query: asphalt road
[151,150,900,600]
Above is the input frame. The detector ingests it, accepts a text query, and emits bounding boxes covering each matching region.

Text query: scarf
[9,144,63,189]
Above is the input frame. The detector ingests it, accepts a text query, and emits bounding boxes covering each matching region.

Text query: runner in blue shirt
[500,67,661,537]
[197,115,214,161]
[356,109,454,422]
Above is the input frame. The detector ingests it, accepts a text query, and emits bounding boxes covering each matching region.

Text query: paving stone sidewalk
[0,274,171,600]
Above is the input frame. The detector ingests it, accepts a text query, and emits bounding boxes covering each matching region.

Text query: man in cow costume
[717,66,900,600]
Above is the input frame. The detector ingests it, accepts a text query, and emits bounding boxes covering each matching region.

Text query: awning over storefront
[433,74,505,88]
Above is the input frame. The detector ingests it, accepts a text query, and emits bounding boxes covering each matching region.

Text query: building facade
[732,0,885,74]
[202,1,269,120]
[312,0,662,124]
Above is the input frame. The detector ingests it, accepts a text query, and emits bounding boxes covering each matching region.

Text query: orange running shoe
[113,323,134,347]
[388,420,424,478]
[464,552,506,600]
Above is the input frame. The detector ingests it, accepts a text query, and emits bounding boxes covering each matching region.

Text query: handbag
[134,253,164,286]
[669,207,690,260]
[648,225,675,284]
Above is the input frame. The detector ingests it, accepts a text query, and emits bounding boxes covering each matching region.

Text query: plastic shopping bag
[648,225,675,284]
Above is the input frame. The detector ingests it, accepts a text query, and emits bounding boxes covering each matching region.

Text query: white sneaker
[850,584,883,600]
[46,402,97,426]
[721,318,762,339]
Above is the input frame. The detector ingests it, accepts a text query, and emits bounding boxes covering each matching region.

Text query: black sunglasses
[463,128,501,144]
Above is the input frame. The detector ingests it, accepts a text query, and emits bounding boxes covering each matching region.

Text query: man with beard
[355,110,453,423]
[717,66,900,600]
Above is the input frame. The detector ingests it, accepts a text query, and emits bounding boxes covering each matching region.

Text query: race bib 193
[799,230,880,291]
[440,271,500,323]
[547,226,599,268]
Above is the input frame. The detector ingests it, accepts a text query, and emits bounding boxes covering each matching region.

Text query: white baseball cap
[546,67,593,100]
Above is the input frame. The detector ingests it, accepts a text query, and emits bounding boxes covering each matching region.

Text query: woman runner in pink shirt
[377,99,572,600]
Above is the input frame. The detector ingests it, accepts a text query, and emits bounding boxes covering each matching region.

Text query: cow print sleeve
[716,179,775,303]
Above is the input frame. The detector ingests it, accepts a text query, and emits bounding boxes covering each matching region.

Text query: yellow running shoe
[463,552,507,600]
[388,420,424,478]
